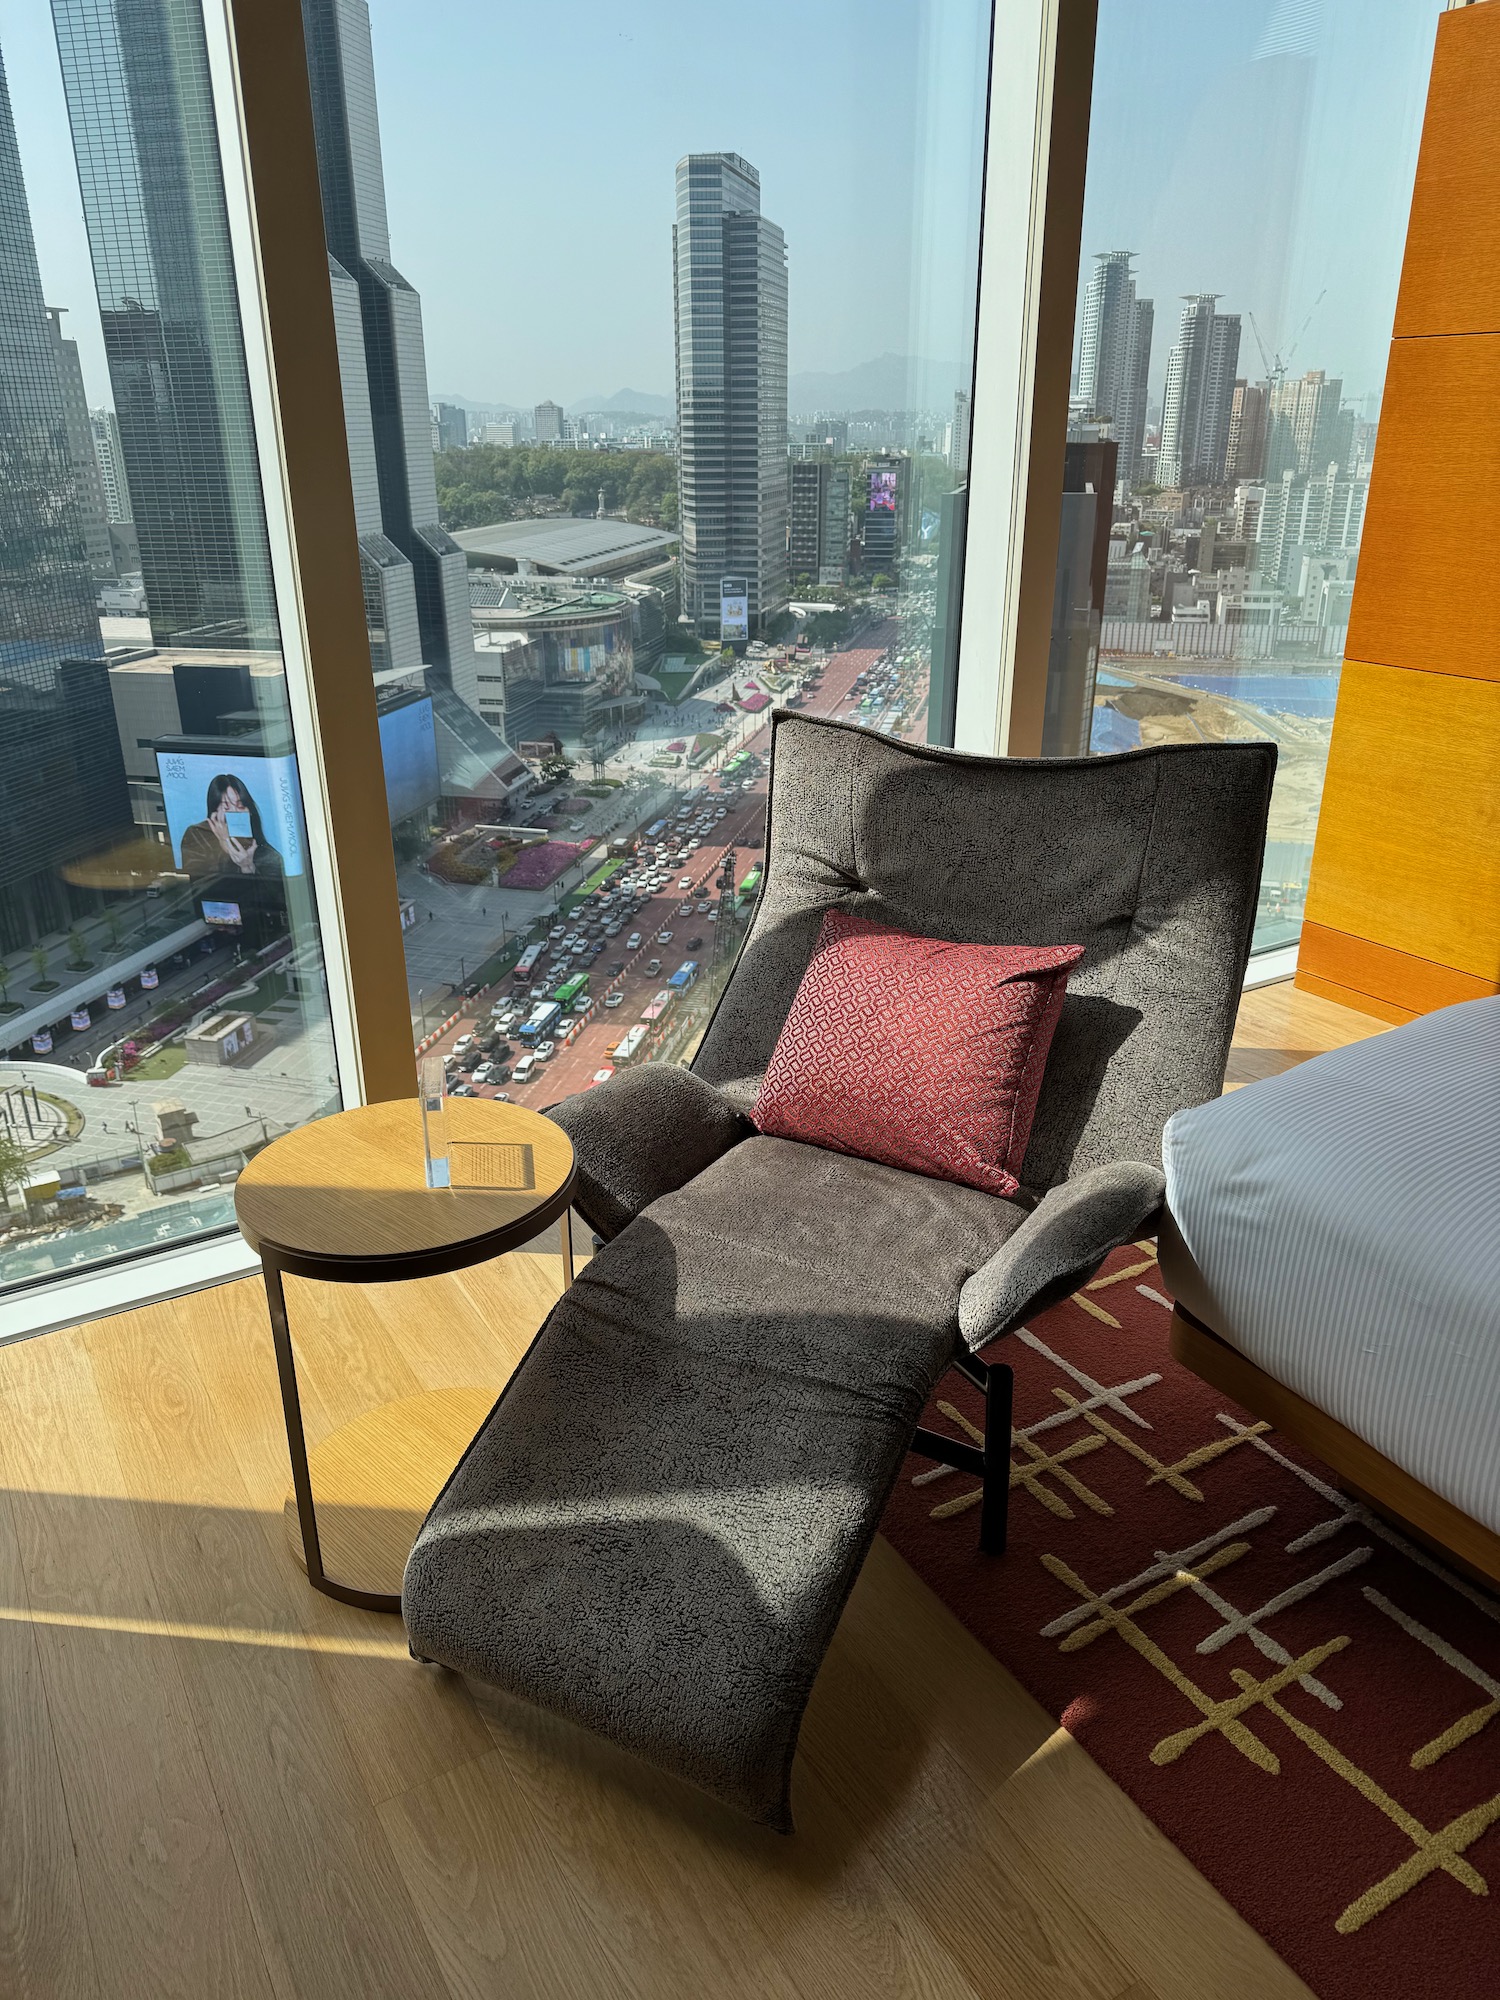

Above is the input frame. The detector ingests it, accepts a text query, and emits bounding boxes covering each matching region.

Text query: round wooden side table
[234,1096,576,1613]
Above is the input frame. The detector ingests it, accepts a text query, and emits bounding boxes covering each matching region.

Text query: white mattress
[1162,997,1500,1535]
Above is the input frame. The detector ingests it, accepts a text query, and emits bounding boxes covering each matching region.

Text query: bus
[645,818,668,842]
[513,942,544,982]
[554,972,589,1007]
[723,752,749,777]
[666,960,699,994]
[638,988,675,1023]
[518,1001,561,1045]
[611,1024,649,1064]
[737,867,762,907]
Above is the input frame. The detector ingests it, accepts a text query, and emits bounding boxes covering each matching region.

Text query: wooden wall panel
[1394,2,1500,338]
[1299,2,1500,1021]
[1343,334,1500,681]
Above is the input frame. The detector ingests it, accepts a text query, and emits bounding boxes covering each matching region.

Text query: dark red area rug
[880,1243,1500,2000]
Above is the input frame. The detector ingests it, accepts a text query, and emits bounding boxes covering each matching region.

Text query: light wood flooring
[1,981,1388,2000]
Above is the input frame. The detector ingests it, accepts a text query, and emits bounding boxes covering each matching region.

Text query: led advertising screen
[377,696,439,825]
[201,900,243,928]
[719,579,749,643]
[157,749,307,879]
[869,468,898,514]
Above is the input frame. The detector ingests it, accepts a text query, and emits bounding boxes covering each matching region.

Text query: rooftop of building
[453,516,678,578]
[471,581,632,631]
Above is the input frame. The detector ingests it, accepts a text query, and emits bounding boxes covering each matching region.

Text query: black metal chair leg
[979,1360,1013,1555]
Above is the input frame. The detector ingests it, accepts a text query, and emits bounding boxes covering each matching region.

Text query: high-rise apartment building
[1264,368,1352,481]
[1156,295,1241,488]
[301,0,479,703]
[534,400,565,443]
[673,152,788,637]
[1075,251,1154,485]
[786,459,850,586]
[53,0,281,650]
[44,305,114,578]
[1223,379,1268,482]
[0,38,131,953]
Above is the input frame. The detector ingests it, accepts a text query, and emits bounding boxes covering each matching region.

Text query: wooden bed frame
[1169,1304,1500,1593]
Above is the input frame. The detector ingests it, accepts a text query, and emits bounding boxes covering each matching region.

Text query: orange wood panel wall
[1298,0,1500,1023]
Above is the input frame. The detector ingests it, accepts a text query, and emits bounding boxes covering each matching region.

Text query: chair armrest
[549,1065,754,1240]
[957,1160,1166,1355]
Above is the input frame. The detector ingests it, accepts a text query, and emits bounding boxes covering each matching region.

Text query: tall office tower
[1223,379,1268,482]
[1156,295,1241,488]
[53,0,280,651]
[673,152,788,637]
[300,0,478,702]
[948,388,971,476]
[434,402,468,453]
[1264,368,1351,481]
[0,38,132,954]
[90,407,131,521]
[787,459,825,581]
[534,400,565,443]
[819,463,850,587]
[1075,251,1154,485]
[45,306,114,578]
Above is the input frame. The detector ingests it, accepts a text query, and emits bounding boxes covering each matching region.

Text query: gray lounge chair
[403,713,1275,1829]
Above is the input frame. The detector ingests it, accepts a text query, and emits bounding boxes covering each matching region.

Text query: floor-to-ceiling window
[0,1,342,1300]
[1043,0,1443,953]
[300,0,993,1100]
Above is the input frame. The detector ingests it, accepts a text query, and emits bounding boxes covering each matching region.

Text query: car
[678,901,693,915]
[461,1052,483,1073]
[707,911,718,924]
[656,930,673,944]
[688,839,702,851]
[451,1033,473,1051]
[696,900,711,913]
[491,1065,512,1084]
[688,935,704,949]
[645,957,662,976]
[448,1082,476,1097]
[473,1063,495,1083]
[570,941,587,957]
[608,960,626,975]
[590,1068,615,1087]
[492,1091,511,1102]
[627,932,642,949]
[548,924,565,939]
[604,921,621,936]
[603,990,625,1008]
[529,982,550,999]
[714,809,727,821]
[536,1040,556,1060]
[678,877,692,890]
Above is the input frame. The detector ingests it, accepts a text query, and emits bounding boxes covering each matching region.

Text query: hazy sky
[4,0,1443,415]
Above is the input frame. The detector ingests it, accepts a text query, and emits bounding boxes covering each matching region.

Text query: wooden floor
[1,982,1388,2000]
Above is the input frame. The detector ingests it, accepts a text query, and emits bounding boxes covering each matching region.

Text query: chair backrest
[693,714,1275,1191]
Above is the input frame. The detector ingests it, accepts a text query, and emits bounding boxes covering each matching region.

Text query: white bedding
[1162,997,1500,1535]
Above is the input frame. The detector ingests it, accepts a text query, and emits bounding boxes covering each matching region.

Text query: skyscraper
[0,37,130,954]
[45,306,115,578]
[673,153,788,638]
[1075,251,1154,485]
[1156,295,1241,488]
[52,0,281,651]
[300,0,479,704]
[90,406,131,525]
[434,402,468,454]
[534,400,565,443]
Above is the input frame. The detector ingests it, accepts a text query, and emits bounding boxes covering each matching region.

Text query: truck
[666,960,699,994]
[518,1001,562,1045]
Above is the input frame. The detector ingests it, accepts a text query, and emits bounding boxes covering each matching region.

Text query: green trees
[434,444,678,533]
[0,1129,29,1209]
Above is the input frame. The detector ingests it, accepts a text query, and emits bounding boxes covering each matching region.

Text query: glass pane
[1045,0,1442,952]
[298,0,989,1096]
[0,4,341,1294]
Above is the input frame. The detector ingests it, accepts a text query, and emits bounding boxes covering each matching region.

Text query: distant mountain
[788,353,964,415]
[431,393,521,416]
[570,388,674,417]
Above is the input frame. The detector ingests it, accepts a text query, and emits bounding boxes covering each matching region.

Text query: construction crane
[1248,288,1328,389]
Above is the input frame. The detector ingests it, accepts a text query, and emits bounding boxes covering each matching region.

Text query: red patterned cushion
[752,911,1083,1197]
